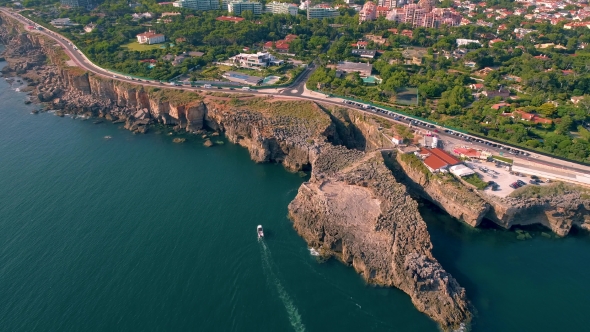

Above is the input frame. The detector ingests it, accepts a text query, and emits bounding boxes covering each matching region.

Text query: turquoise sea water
[1,70,590,332]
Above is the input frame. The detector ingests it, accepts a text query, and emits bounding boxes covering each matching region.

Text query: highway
[2,8,590,176]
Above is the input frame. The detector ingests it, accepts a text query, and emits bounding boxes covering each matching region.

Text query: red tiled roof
[418,148,430,155]
[284,34,298,42]
[453,148,480,158]
[429,148,460,165]
[423,155,449,171]
[216,16,245,22]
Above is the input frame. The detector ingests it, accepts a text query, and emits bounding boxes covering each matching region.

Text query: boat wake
[260,241,306,332]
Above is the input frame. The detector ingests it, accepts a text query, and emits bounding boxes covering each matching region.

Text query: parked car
[517,180,526,186]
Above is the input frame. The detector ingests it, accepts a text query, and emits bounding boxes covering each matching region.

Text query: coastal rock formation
[289,147,471,329]
[393,152,490,226]
[485,189,590,236]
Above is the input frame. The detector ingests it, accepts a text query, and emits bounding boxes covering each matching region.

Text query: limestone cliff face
[203,99,331,171]
[485,193,590,236]
[289,147,471,330]
[394,153,490,227]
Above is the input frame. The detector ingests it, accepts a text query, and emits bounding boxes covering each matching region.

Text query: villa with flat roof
[229,52,283,69]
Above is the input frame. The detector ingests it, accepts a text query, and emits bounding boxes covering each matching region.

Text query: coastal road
[3,8,590,176]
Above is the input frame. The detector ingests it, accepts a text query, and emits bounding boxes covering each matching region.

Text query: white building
[173,0,219,10]
[456,39,481,47]
[265,1,298,16]
[50,18,74,27]
[228,0,263,15]
[229,52,283,69]
[307,6,340,19]
[136,30,166,45]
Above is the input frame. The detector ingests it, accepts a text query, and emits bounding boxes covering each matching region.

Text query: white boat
[257,225,264,239]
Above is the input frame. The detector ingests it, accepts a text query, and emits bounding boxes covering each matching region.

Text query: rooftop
[216,16,245,22]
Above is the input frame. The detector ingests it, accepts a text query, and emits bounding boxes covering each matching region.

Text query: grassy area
[462,174,488,190]
[509,182,590,199]
[492,155,514,164]
[399,153,431,179]
[121,41,162,51]
[229,98,331,127]
[146,87,202,104]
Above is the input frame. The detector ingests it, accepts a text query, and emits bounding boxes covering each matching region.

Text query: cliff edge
[288,147,471,329]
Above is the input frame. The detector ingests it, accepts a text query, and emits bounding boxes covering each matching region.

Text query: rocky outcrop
[289,146,471,330]
[485,191,590,236]
[393,152,490,227]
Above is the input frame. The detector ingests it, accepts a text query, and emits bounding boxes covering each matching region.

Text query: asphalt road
[3,8,590,176]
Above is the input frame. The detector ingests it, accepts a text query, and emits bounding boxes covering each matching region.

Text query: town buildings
[456,39,481,47]
[173,0,220,10]
[263,34,298,53]
[136,30,166,45]
[229,52,283,69]
[50,18,75,27]
[307,5,340,19]
[216,16,245,23]
[228,0,263,15]
[60,0,91,8]
[359,0,463,27]
[265,1,298,16]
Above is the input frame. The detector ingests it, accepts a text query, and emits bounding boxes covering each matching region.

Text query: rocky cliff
[393,151,490,227]
[484,187,590,236]
[288,146,471,329]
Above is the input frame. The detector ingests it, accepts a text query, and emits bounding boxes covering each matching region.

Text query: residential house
[83,23,96,33]
[336,61,373,77]
[392,135,404,145]
[503,110,553,124]
[571,96,586,104]
[50,18,74,27]
[352,49,377,58]
[469,83,484,90]
[263,34,298,53]
[456,38,481,47]
[491,102,510,110]
[482,88,510,99]
[229,52,283,69]
[131,12,153,20]
[364,34,388,45]
[216,16,245,23]
[136,30,165,44]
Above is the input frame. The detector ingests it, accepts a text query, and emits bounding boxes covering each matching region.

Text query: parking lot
[464,160,546,198]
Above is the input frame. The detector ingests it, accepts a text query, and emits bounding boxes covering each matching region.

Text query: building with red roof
[136,30,165,44]
[420,148,461,173]
[216,16,245,23]
[263,34,299,53]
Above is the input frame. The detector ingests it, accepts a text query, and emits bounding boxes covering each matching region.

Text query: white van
[203,84,212,88]
[242,87,250,91]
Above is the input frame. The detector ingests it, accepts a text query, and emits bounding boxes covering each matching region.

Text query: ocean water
[1,69,590,332]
